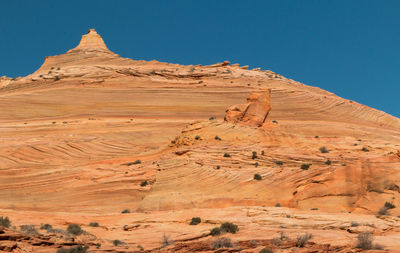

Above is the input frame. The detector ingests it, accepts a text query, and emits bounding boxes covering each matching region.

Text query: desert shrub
[361,147,369,152]
[252,151,258,159]
[190,217,201,225]
[350,222,359,227]
[0,216,11,228]
[356,232,373,250]
[161,234,173,247]
[300,164,311,170]
[260,248,274,253]
[319,146,329,153]
[272,120,278,124]
[220,222,239,234]
[215,165,220,169]
[67,224,83,236]
[296,233,313,247]
[377,206,389,215]
[54,76,60,81]
[57,245,88,253]
[275,203,281,207]
[212,237,233,249]
[121,209,130,214]
[20,225,39,236]
[254,162,259,167]
[274,160,283,165]
[215,136,221,141]
[40,224,52,230]
[113,240,123,246]
[325,159,332,165]
[209,116,216,120]
[223,153,231,158]
[384,202,395,209]
[261,150,265,155]
[133,160,141,164]
[140,181,148,187]
[195,135,200,140]
[89,222,99,227]
[254,174,262,180]
[210,227,221,236]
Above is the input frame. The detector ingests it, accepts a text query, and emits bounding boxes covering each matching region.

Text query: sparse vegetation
[89,222,99,227]
[384,201,395,209]
[261,150,265,155]
[220,222,239,234]
[377,206,389,215]
[121,209,130,214]
[274,160,283,165]
[140,181,148,187]
[67,224,83,236]
[350,221,359,227]
[161,234,173,247]
[275,203,281,207]
[252,151,258,159]
[113,240,123,246]
[223,153,231,158]
[190,217,201,225]
[40,224,52,230]
[325,159,332,165]
[260,248,274,253]
[361,147,369,152]
[254,173,262,180]
[212,237,233,249]
[300,163,311,170]
[356,232,373,250]
[20,225,39,236]
[272,120,278,124]
[54,76,60,81]
[57,245,88,253]
[210,227,221,236]
[319,146,329,153]
[209,116,216,120]
[0,216,11,228]
[296,233,313,247]
[215,165,220,169]
[215,136,221,141]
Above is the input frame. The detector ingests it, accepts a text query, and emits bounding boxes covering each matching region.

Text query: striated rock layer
[0,29,400,252]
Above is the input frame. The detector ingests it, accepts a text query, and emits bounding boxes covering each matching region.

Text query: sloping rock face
[1,28,400,252]
[225,89,271,127]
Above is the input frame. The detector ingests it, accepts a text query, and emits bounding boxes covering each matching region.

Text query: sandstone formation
[225,89,271,127]
[0,29,400,252]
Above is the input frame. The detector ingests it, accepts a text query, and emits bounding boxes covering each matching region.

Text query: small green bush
[254,174,262,180]
[57,245,88,253]
[296,233,313,247]
[67,224,83,236]
[252,151,258,159]
[0,216,11,228]
[210,227,221,236]
[89,222,99,227]
[274,160,283,165]
[212,237,233,249]
[300,164,311,170]
[384,202,395,209]
[121,209,130,214]
[220,222,239,234]
[40,224,52,230]
[215,136,221,141]
[195,135,200,140]
[319,146,329,153]
[356,232,373,250]
[325,159,332,165]
[260,248,274,253]
[140,181,148,187]
[189,217,201,225]
[361,147,369,152]
[113,240,123,246]
[20,225,39,236]
[223,153,231,158]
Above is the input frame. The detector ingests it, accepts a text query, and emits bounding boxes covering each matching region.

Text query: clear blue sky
[1,0,399,117]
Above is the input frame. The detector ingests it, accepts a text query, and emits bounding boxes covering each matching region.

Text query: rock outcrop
[224,89,271,127]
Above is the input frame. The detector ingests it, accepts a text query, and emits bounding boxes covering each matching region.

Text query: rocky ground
[0,29,399,252]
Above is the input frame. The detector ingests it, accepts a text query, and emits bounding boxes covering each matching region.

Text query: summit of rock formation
[0,29,400,252]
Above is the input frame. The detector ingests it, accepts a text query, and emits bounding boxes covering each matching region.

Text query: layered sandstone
[0,29,399,252]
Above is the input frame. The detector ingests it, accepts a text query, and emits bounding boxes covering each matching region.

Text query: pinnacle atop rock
[67,28,111,53]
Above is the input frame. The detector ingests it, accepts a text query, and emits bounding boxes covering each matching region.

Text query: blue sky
[0,0,399,117]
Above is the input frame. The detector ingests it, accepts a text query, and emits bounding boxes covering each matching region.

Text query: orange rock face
[1,29,400,252]
[225,89,271,126]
